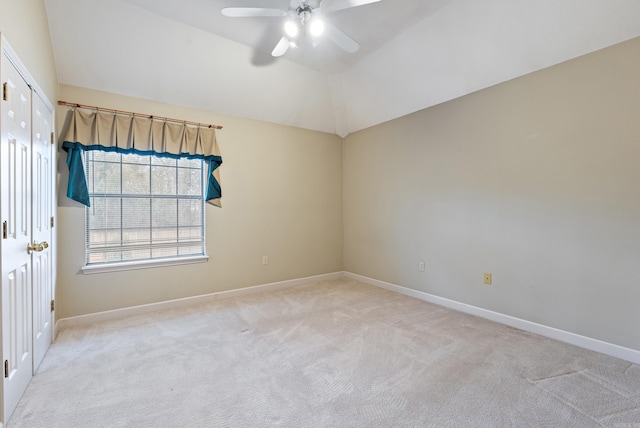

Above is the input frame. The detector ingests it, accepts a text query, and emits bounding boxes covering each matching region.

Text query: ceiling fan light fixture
[221,0,376,57]
[309,18,325,37]
[284,20,300,38]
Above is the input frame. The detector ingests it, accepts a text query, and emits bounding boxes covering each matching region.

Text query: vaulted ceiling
[44,0,640,137]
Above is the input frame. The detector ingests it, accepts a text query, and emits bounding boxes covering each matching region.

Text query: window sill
[81,255,209,275]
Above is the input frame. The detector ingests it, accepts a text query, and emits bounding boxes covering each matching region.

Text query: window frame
[80,150,209,275]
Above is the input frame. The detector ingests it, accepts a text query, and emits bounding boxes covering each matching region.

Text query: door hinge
[51,216,55,228]
[51,131,55,145]
[4,360,8,378]
[2,82,7,101]
[51,300,55,312]
[2,221,7,239]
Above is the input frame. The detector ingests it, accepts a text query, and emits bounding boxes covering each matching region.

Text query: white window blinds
[84,151,206,265]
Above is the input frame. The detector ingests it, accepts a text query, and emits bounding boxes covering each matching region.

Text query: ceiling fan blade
[221,7,287,18]
[321,0,380,13]
[324,23,359,53]
[271,37,291,57]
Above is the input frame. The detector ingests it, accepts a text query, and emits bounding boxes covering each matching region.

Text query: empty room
[1,0,640,426]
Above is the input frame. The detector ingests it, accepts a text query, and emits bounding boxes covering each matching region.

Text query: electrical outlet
[263,256,269,265]
[483,273,492,285]
[418,261,425,272]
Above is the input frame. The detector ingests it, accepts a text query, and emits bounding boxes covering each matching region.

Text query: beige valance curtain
[61,108,223,207]
[64,109,222,157]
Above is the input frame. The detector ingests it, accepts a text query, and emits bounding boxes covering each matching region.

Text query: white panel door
[31,92,53,372]
[1,53,33,422]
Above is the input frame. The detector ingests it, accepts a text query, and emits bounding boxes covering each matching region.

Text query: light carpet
[8,277,640,427]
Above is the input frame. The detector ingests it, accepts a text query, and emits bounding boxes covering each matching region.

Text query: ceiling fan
[221,0,381,57]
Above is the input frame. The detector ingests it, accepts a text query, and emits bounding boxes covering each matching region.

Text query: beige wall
[0,0,57,102]
[344,37,640,350]
[56,85,343,318]
[52,33,640,352]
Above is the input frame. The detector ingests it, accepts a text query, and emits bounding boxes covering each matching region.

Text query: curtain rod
[57,100,223,129]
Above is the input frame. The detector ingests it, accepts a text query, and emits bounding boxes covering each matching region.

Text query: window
[84,150,206,269]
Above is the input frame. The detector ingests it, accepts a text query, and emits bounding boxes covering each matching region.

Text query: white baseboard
[55,270,640,364]
[343,271,640,365]
[55,272,343,332]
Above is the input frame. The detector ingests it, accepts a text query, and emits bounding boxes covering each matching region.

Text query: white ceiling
[44,0,640,137]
